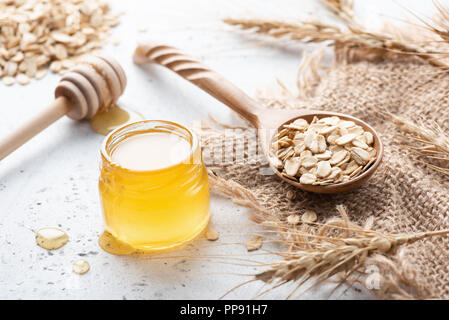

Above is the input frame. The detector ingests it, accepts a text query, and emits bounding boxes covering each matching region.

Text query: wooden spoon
[0,55,126,161]
[133,43,383,194]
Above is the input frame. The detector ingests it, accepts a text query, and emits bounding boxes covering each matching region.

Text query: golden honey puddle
[73,260,90,274]
[98,230,137,255]
[90,104,145,136]
[35,227,69,250]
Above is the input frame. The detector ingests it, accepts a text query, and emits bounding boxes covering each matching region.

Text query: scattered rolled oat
[16,73,30,85]
[35,69,47,80]
[0,0,120,85]
[205,228,219,241]
[301,210,317,223]
[287,214,300,225]
[271,116,377,185]
[2,76,15,86]
[246,236,263,252]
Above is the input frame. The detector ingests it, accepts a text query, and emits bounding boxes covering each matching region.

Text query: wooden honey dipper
[0,55,127,160]
[134,43,383,193]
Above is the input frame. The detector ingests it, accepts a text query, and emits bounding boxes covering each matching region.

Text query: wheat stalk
[226,18,449,66]
[205,170,449,298]
[224,1,449,71]
[320,0,359,26]
[220,205,449,299]
[388,113,449,176]
[407,0,449,44]
[253,213,449,299]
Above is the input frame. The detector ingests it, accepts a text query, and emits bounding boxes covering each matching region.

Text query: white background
[0,0,438,299]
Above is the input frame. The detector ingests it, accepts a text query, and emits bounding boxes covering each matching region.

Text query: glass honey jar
[99,120,210,252]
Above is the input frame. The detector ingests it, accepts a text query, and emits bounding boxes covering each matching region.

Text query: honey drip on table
[98,231,137,255]
[90,104,145,135]
[35,227,69,250]
[73,260,90,274]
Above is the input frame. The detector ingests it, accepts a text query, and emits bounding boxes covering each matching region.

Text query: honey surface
[111,132,191,171]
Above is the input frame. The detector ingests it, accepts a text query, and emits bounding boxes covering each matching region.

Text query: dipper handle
[0,97,70,160]
[134,42,265,127]
[0,55,126,161]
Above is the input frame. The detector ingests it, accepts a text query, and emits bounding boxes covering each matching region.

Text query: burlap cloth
[198,52,449,299]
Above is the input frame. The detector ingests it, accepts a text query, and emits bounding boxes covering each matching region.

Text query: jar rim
[100,120,199,173]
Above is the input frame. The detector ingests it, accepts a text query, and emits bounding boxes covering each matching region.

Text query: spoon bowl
[259,110,383,193]
[134,42,383,193]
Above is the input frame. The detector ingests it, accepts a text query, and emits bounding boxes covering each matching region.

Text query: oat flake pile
[0,0,119,85]
[198,49,449,298]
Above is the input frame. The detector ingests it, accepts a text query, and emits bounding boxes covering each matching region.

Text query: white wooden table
[0,0,434,299]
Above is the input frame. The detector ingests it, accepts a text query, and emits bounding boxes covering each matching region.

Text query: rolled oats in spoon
[272,116,377,186]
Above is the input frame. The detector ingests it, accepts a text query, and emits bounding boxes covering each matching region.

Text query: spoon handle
[134,43,265,127]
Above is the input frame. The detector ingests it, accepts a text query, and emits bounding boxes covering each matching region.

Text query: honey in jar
[99,120,210,252]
